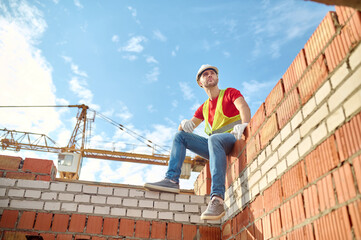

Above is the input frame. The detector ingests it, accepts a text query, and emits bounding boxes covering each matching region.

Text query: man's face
[199,69,218,88]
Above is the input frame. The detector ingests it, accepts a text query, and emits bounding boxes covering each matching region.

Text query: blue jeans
[165,131,236,199]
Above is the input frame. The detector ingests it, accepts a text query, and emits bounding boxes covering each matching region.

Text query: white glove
[230,123,248,140]
[181,119,195,133]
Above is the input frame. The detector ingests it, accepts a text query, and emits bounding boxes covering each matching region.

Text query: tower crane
[0,105,207,180]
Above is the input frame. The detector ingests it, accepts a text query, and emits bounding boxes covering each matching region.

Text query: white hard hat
[196,64,219,84]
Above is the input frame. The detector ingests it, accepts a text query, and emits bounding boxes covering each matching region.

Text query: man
[144,64,251,220]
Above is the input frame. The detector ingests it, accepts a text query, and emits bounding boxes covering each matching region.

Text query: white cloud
[172,100,178,108]
[145,55,158,64]
[122,55,137,61]
[223,51,230,58]
[0,1,61,134]
[127,6,140,25]
[119,36,147,53]
[147,105,156,113]
[74,0,83,9]
[69,77,93,104]
[153,29,167,42]
[115,101,133,121]
[171,45,180,57]
[128,6,137,17]
[145,67,160,83]
[111,35,119,42]
[179,82,195,100]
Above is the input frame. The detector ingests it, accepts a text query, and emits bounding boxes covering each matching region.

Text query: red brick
[316,174,336,211]
[250,195,264,220]
[303,184,319,218]
[222,220,232,240]
[36,175,52,181]
[287,224,314,240]
[333,163,356,204]
[199,226,221,240]
[92,237,106,240]
[150,221,165,239]
[52,214,69,232]
[353,155,361,193]
[0,155,21,170]
[182,224,196,240]
[335,113,361,161]
[166,222,182,240]
[254,220,263,240]
[86,216,102,234]
[119,218,134,237]
[3,231,34,240]
[229,139,246,158]
[259,113,278,149]
[263,180,282,212]
[270,208,282,237]
[281,160,307,199]
[289,193,306,226]
[335,6,356,25]
[283,49,308,93]
[314,206,352,240]
[246,134,261,163]
[34,212,52,231]
[56,234,72,240]
[74,234,90,239]
[103,218,118,236]
[232,216,238,236]
[135,220,150,239]
[5,172,36,180]
[304,12,337,65]
[342,11,361,46]
[69,214,86,233]
[298,54,328,104]
[0,210,18,228]
[276,88,300,129]
[265,79,284,116]
[249,103,266,136]
[280,200,293,231]
[235,148,247,175]
[237,206,250,230]
[56,234,73,240]
[203,163,211,181]
[23,158,56,175]
[305,135,339,183]
[40,233,55,240]
[262,214,272,239]
[348,199,361,239]
[17,211,36,230]
[225,165,234,189]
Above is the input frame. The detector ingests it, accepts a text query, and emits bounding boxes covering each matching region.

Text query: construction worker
[144,64,251,220]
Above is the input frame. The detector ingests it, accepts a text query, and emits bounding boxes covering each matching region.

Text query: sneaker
[144,178,180,193]
[200,197,225,220]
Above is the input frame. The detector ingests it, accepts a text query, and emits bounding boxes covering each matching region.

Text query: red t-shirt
[194,88,243,126]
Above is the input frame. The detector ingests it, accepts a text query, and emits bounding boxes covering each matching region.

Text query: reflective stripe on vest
[203,89,242,136]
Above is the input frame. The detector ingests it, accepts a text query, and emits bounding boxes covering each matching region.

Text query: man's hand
[230,123,248,140]
[180,119,195,133]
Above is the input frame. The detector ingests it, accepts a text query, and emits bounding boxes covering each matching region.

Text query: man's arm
[178,117,203,131]
[233,96,251,123]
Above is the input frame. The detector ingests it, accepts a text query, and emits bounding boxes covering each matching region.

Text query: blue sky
[0,0,333,189]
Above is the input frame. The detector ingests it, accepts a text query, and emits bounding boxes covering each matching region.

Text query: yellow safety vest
[203,89,242,136]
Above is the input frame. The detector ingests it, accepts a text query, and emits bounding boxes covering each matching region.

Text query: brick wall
[0,157,222,239]
[203,6,361,240]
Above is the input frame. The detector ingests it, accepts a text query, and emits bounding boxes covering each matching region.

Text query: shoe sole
[144,183,180,193]
[200,211,225,220]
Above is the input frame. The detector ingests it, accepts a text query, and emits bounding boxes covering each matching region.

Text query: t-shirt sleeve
[194,103,204,120]
[227,88,243,102]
